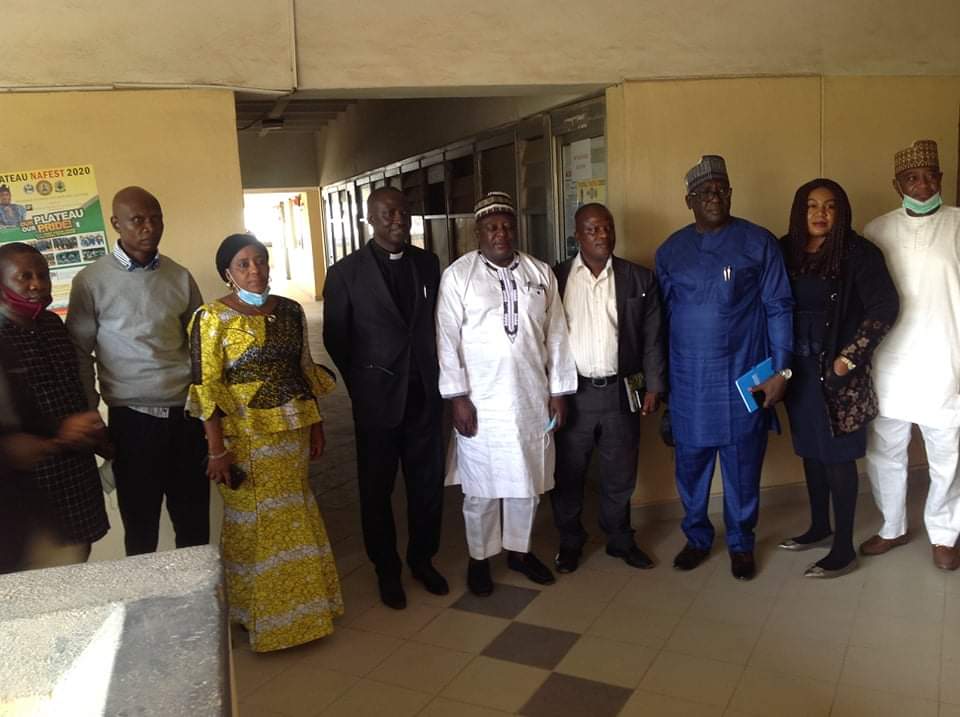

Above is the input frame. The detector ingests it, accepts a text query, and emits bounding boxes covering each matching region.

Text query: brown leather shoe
[859,533,909,556]
[932,544,960,571]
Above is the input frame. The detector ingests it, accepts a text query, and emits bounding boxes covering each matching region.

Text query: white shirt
[865,205,960,428]
[436,251,578,498]
[563,254,618,377]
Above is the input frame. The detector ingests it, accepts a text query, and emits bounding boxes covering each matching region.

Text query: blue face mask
[902,191,942,215]
[235,286,269,306]
[226,270,269,307]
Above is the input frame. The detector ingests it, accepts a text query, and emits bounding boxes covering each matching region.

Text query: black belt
[578,374,618,388]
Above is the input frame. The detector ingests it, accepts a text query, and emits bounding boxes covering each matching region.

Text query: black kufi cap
[215,233,267,281]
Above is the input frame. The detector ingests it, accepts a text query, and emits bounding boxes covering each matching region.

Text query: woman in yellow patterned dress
[187,233,343,652]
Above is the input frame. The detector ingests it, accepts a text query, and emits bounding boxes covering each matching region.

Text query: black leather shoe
[467,558,493,597]
[410,562,450,595]
[507,551,556,585]
[554,547,581,574]
[378,576,407,609]
[672,544,710,571]
[730,551,756,581]
[607,544,654,569]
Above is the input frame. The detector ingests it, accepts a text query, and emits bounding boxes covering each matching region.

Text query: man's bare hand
[451,396,478,437]
[548,396,568,431]
[641,391,660,416]
[751,374,787,408]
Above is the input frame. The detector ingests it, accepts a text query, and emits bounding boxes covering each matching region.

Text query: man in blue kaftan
[655,155,793,580]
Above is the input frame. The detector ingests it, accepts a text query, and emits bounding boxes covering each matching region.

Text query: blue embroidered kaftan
[655,218,793,447]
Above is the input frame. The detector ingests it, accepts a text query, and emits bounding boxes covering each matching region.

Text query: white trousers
[463,496,539,560]
[865,416,960,545]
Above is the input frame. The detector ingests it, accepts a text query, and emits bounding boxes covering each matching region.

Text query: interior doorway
[243,190,324,302]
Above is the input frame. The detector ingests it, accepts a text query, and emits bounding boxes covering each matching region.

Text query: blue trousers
[674,431,768,553]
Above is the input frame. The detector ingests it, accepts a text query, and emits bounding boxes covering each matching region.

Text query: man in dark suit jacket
[552,203,667,573]
[323,186,446,609]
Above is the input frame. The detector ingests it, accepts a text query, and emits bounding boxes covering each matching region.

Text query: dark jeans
[354,381,444,580]
[552,380,642,552]
[109,406,210,556]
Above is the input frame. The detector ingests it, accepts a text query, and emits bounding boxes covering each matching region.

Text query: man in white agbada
[437,191,577,596]
[862,139,960,571]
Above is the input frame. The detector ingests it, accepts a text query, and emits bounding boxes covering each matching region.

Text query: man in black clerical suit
[323,186,446,609]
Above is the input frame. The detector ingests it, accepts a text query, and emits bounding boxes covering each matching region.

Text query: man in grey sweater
[66,186,209,555]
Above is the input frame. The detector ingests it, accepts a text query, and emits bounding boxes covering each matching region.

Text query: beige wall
[295,1,960,91]
[0,89,244,301]
[239,133,319,190]
[305,190,328,298]
[823,76,960,228]
[609,77,822,503]
[609,75,959,504]
[5,1,293,90]
[317,94,583,186]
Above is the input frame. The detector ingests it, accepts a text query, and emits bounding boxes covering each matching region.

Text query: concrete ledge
[0,545,229,716]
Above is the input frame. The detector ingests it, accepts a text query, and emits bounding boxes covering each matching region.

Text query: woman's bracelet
[208,449,229,460]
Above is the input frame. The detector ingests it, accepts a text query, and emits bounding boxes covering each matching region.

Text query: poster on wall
[576,178,607,205]
[0,164,109,313]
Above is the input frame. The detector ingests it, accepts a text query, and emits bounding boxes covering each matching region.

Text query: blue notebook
[735,357,774,413]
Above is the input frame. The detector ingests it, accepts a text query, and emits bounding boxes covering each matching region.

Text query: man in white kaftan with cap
[437,191,577,596]
[862,139,960,571]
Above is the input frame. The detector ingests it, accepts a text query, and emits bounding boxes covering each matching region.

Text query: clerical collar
[371,240,405,261]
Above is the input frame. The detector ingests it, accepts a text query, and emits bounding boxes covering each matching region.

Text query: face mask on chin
[226,270,269,307]
[902,191,943,216]
[1,285,52,320]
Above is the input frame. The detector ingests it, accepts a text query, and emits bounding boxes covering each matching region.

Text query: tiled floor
[98,301,960,716]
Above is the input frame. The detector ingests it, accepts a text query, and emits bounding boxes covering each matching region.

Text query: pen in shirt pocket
[722,265,732,281]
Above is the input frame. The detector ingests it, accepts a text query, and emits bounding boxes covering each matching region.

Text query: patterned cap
[474,191,516,222]
[684,155,729,192]
[894,140,939,175]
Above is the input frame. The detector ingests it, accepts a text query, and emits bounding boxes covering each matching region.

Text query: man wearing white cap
[862,139,960,571]
[436,191,578,595]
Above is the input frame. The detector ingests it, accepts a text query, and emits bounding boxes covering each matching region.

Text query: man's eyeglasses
[689,187,732,202]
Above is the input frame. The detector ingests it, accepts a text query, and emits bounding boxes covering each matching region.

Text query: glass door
[552,98,606,262]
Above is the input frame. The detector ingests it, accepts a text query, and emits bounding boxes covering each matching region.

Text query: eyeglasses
[689,187,732,202]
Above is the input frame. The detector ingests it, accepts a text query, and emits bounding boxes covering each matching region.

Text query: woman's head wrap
[215,233,268,281]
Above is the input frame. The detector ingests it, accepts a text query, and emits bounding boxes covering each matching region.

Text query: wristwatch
[778,368,793,380]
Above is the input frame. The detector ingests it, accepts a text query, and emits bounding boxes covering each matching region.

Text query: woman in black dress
[0,242,110,568]
[778,179,898,578]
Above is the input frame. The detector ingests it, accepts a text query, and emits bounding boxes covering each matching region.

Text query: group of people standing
[0,187,343,653]
[326,137,959,616]
[0,136,956,656]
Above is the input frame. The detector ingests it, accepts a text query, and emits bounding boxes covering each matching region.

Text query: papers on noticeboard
[735,357,774,413]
